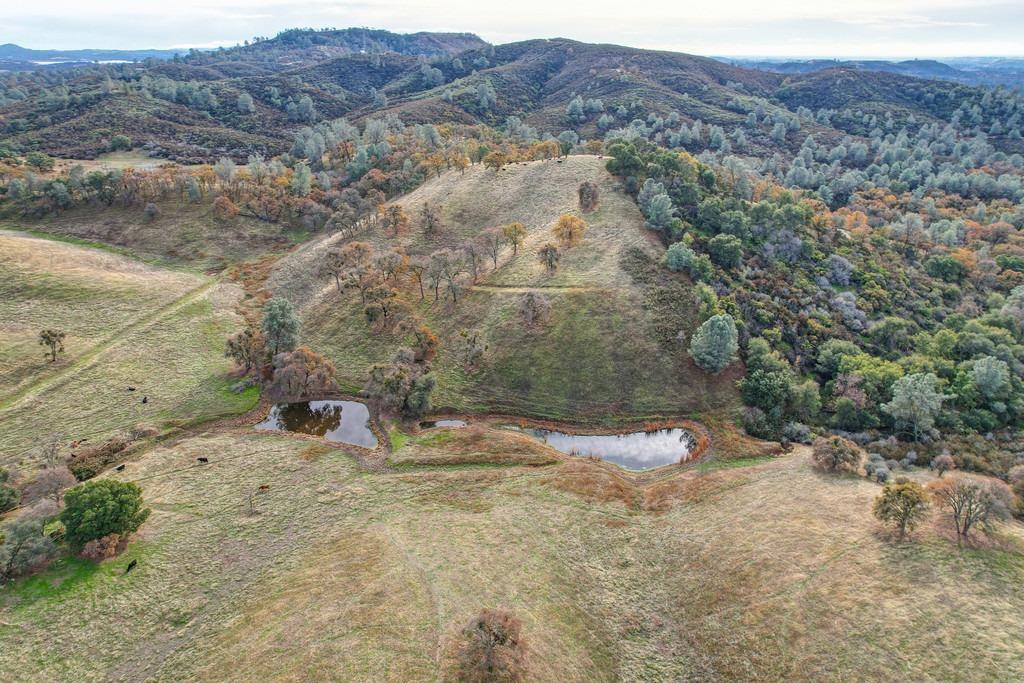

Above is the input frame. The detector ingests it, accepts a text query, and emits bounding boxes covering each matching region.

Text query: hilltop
[270,154,740,421]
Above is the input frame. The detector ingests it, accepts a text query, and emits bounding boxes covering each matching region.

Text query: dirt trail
[471,284,596,294]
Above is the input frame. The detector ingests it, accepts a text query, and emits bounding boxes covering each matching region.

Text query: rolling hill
[269,154,740,421]
[0,33,1002,161]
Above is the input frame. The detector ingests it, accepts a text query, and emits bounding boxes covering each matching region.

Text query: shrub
[873,480,930,539]
[518,292,551,328]
[932,453,956,477]
[213,195,239,221]
[783,422,812,444]
[66,434,133,480]
[707,234,743,268]
[537,243,560,273]
[578,181,599,212]
[60,480,150,552]
[742,407,774,439]
[79,533,129,561]
[454,609,527,683]
[810,435,865,474]
[664,242,712,281]
[109,134,132,151]
[0,468,17,512]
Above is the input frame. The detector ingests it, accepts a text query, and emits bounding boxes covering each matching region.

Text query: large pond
[513,426,694,471]
[255,400,378,448]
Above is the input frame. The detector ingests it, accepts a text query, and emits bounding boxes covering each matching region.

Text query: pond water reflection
[255,400,377,448]
[514,426,694,471]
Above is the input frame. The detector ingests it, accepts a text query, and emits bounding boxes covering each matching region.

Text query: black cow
[124,559,138,575]
[197,457,209,464]
[115,464,126,472]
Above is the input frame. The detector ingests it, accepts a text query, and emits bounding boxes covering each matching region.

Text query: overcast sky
[4,0,1023,57]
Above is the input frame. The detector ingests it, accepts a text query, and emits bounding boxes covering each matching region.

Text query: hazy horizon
[4,0,1024,58]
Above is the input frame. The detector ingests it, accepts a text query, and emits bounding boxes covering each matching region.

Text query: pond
[255,400,378,448]
[420,419,468,429]
[512,426,694,471]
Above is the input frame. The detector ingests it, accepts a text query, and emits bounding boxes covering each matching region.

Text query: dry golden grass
[5,435,1020,682]
[0,230,201,401]
[0,232,257,467]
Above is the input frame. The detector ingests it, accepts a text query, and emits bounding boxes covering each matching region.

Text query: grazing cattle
[116,464,126,472]
[258,484,270,492]
[197,457,209,464]
[124,559,137,574]
[127,386,136,392]
[141,396,148,404]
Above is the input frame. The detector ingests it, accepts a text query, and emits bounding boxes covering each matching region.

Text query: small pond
[420,419,468,429]
[512,426,694,471]
[255,400,378,448]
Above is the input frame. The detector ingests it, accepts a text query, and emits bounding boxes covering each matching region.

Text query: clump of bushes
[864,452,890,482]
[810,435,865,474]
[0,502,59,583]
[66,433,134,480]
[0,467,19,512]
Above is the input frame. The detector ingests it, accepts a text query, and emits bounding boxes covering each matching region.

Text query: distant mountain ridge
[1,32,1016,161]
[724,56,1024,87]
[0,28,489,72]
[0,43,186,63]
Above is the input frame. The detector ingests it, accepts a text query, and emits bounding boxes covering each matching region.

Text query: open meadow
[0,231,257,466]
[1,426,1021,682]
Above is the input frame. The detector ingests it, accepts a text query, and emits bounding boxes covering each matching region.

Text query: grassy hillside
[270,155,740,422]
[2,428,1021,681]
[1,200,302,271]
[0,232,256,466]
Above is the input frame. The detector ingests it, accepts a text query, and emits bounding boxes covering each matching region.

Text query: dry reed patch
[642,468,753,512]
[545,458,640,508]
[391,425,560,467]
